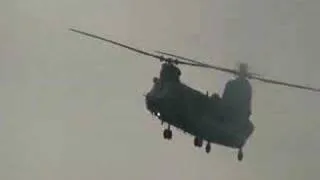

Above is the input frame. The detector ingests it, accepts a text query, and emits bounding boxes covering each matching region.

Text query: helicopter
[69,28,320,161]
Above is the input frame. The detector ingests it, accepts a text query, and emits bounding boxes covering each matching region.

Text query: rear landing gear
[237,148,243,161]
[194,137,211,153]
[194,137,203,147]
[205,143,211,153]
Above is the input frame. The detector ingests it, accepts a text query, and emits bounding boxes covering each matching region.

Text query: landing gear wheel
[194,137,203,147]
[205,143,211,153]
[163,129,172,140]
[237,148,243,161]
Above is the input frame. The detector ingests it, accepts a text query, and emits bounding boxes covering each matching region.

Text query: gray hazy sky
[1,0,320,179]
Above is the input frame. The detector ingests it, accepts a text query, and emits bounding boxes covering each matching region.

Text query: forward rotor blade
[250,75,320,92]
[156,50,320,92]
[70,28,159,59]
[69,28,206,67]
[155,50,210,66]
[69,29,320,92]
[157,51,265,77]
[156,50,238,75]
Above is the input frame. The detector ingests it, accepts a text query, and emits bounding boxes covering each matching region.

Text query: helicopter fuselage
[145,77,254,150]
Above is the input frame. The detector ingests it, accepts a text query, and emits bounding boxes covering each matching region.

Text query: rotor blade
[69,29,320,92]
[155,50,210,66]
[69,28,207,67]
[250,75,320,92]
[70,28,160,59]
[157,51,264,77]
[155,50,238,75]
[156,50,320,92]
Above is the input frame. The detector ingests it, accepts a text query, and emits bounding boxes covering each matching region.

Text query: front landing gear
[237,148,243,161]
[163,126,172,140]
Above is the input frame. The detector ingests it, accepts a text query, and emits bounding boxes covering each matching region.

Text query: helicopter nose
[145,94,159,112]
[145,93,157,104]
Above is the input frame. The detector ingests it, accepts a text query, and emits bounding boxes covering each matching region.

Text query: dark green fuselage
[145,78,254,149]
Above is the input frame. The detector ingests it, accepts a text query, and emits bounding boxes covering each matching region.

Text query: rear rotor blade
[250,75,320,92]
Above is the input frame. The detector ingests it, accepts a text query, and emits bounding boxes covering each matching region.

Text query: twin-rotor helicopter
[69,28,320,161]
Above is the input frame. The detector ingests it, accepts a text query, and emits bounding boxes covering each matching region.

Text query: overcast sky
[1,0,320,179]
